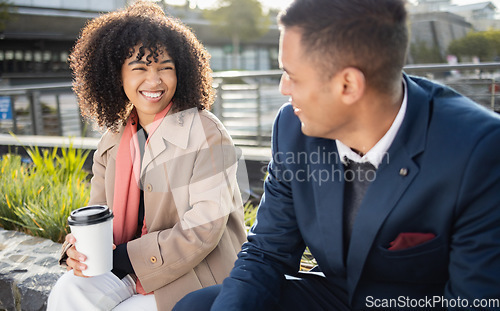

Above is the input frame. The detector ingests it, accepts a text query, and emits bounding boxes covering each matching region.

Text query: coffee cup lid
[68,205,114,226]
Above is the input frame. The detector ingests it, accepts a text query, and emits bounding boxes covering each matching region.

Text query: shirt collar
[336,79,408,169]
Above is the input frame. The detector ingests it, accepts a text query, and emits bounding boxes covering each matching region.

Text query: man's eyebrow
[127,59,174,65]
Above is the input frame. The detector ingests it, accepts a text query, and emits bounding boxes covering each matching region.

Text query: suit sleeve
[445,126,500,307]
[211,105,306,311]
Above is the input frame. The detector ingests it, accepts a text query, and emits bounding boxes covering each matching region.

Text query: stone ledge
[0,228,65,311]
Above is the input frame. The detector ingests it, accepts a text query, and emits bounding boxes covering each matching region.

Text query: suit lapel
[345,74,431,302]
[346,152,419,301]
[311,138,347,273]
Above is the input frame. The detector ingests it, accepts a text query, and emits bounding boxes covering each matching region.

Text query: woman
[47,2,247,310]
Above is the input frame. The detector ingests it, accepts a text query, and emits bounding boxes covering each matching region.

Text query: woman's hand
[64,233,89,278]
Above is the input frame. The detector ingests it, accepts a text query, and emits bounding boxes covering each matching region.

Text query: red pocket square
[388,232,436,251]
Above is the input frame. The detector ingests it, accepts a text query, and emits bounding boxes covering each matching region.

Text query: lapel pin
[399,168,408,176]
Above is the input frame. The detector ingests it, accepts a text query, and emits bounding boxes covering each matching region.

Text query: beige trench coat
[88,108,247,310]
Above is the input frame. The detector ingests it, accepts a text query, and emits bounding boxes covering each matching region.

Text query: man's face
[279,27,351,140]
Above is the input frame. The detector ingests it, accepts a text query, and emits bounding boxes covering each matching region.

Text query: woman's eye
[161,67,174,71]
[132,67,146,71]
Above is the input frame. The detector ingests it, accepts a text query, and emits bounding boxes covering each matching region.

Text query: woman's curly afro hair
[69,0,214,132]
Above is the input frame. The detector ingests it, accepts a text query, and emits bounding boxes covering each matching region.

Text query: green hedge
[0,142,91,243]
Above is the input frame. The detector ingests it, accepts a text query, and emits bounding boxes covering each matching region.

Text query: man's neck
[338,87,404,155]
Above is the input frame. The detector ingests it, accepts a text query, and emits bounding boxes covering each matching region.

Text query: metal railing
[1,62,499,147]
[404,62,500,113]
[211,63,500,146]
[0,82,87,138]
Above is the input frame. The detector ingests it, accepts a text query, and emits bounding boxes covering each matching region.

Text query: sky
[441,0,500,7]
[164,0,500,11]
[164,0,292,10]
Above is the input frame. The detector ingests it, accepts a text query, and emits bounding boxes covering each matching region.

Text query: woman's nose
[147,71,162,86]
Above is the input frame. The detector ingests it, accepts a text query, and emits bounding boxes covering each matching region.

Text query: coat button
[146,184,153,192]
[399,168,409,176]
[150,256,157,263]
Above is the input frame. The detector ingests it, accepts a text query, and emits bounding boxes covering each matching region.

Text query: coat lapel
[311,138,347,274]
[345,74,431,302]
[141,108,196,176]
[96,127,123,159]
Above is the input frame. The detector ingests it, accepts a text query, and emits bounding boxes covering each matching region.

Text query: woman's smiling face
[121,45,177,126]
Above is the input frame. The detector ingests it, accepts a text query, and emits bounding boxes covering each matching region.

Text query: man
[174,0,500,310]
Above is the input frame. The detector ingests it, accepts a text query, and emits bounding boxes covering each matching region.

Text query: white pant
[47,270,157,311]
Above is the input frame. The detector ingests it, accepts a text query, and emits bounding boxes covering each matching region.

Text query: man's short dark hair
[279,0,409,92]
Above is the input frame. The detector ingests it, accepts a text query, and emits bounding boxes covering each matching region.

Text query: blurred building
[408,0,500,63]
[447,2,500,31]
[408,11,472,63]
[0,0,498,87]
[1,1,126,86]
[0,0,280,87]
[411,0,499,30]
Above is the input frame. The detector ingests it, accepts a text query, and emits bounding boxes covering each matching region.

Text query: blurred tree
[448,30,500,62]
[205,0,270,69]
[410,39,444,64]
[0,0,13,33]
[484,29,500,60]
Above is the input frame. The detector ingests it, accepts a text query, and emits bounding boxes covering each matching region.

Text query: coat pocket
[381,233,441,257]
[364,235,448,283]
[193,259,218,287]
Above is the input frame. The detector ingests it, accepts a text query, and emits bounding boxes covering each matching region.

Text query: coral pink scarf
[112,102,173,294]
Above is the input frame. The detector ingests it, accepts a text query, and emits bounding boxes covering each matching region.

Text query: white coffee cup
[68,205,114,276]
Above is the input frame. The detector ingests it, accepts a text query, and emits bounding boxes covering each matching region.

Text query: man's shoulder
[408,75,500,135]
[273,103,313,147]
[276,103,298,123]
[273,103,300,135]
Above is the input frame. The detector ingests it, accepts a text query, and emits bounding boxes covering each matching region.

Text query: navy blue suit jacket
[213,74,500,310]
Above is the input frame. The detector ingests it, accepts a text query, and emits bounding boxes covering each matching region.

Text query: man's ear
[334,67,365,105]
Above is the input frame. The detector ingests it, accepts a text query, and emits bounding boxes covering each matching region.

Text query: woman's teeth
[142,91,162,98]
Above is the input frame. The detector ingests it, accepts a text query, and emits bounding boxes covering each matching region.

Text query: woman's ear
[336,67,365,105]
